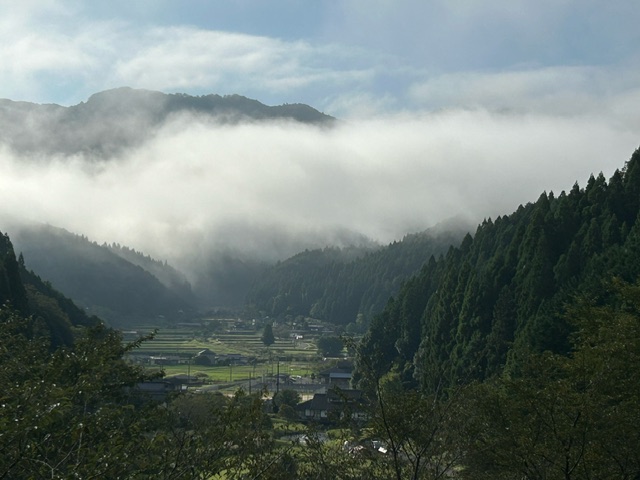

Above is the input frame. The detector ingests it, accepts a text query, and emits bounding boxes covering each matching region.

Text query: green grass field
[159,362,315,381]
[122,322,326,385]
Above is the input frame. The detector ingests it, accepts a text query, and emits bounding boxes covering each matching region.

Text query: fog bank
[0,108,637,271]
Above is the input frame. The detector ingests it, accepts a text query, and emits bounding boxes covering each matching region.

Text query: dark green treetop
[262,322,275,347]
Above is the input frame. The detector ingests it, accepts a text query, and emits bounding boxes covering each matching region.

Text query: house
[193,348,216,365]
[216,353,248,365]
[318,361,353,389]
[296,388,367,422]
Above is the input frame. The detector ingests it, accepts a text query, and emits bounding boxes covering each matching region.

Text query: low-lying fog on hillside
[0,89,638,307]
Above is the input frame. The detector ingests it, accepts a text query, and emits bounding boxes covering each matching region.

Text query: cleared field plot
[160,362,311,382]
[125,328,313,354]
[122,324,325,383]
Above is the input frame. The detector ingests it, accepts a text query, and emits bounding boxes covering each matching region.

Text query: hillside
[0,87,335,158]
[0,231,99,346]
[356,147,640,391]
[246,219,470,326]
[8,223,194,326]
[106,242,194,302]
[2,213,470,327]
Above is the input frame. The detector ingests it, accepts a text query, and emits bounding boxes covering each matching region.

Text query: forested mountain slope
[106,242,194,302]
[357,147,640,392]
[0,231,99,346]
[0,232,29,314]
[246,220,470,325]
[9,223,194,325]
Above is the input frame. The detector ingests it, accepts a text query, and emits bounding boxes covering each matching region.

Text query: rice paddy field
[121,320,331,391]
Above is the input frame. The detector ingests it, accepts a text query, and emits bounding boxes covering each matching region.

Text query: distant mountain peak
[0,87,335,158]
[82,87,335,124]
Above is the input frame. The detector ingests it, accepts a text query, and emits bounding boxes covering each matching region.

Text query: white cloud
[1,0,640,119]
[408,64,640,129]
[0,8,379,111]
[1,108,637,269]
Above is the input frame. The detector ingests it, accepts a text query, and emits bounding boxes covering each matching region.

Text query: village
[122,316,368,423]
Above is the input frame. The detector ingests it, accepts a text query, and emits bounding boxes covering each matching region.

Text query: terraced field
[122,322,327,388]
[123,327,317,357]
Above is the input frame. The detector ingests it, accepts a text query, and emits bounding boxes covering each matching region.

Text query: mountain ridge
[0,87,335,158]
[7,222,194,326]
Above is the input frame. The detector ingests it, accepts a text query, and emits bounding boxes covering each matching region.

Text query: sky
[1,0,639,117]
[1,0,640,266]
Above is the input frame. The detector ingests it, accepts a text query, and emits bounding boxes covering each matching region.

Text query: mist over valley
[1,87,638,319]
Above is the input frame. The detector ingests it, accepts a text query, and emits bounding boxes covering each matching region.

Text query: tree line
[357,147,640,392]
[246,224,467,326]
